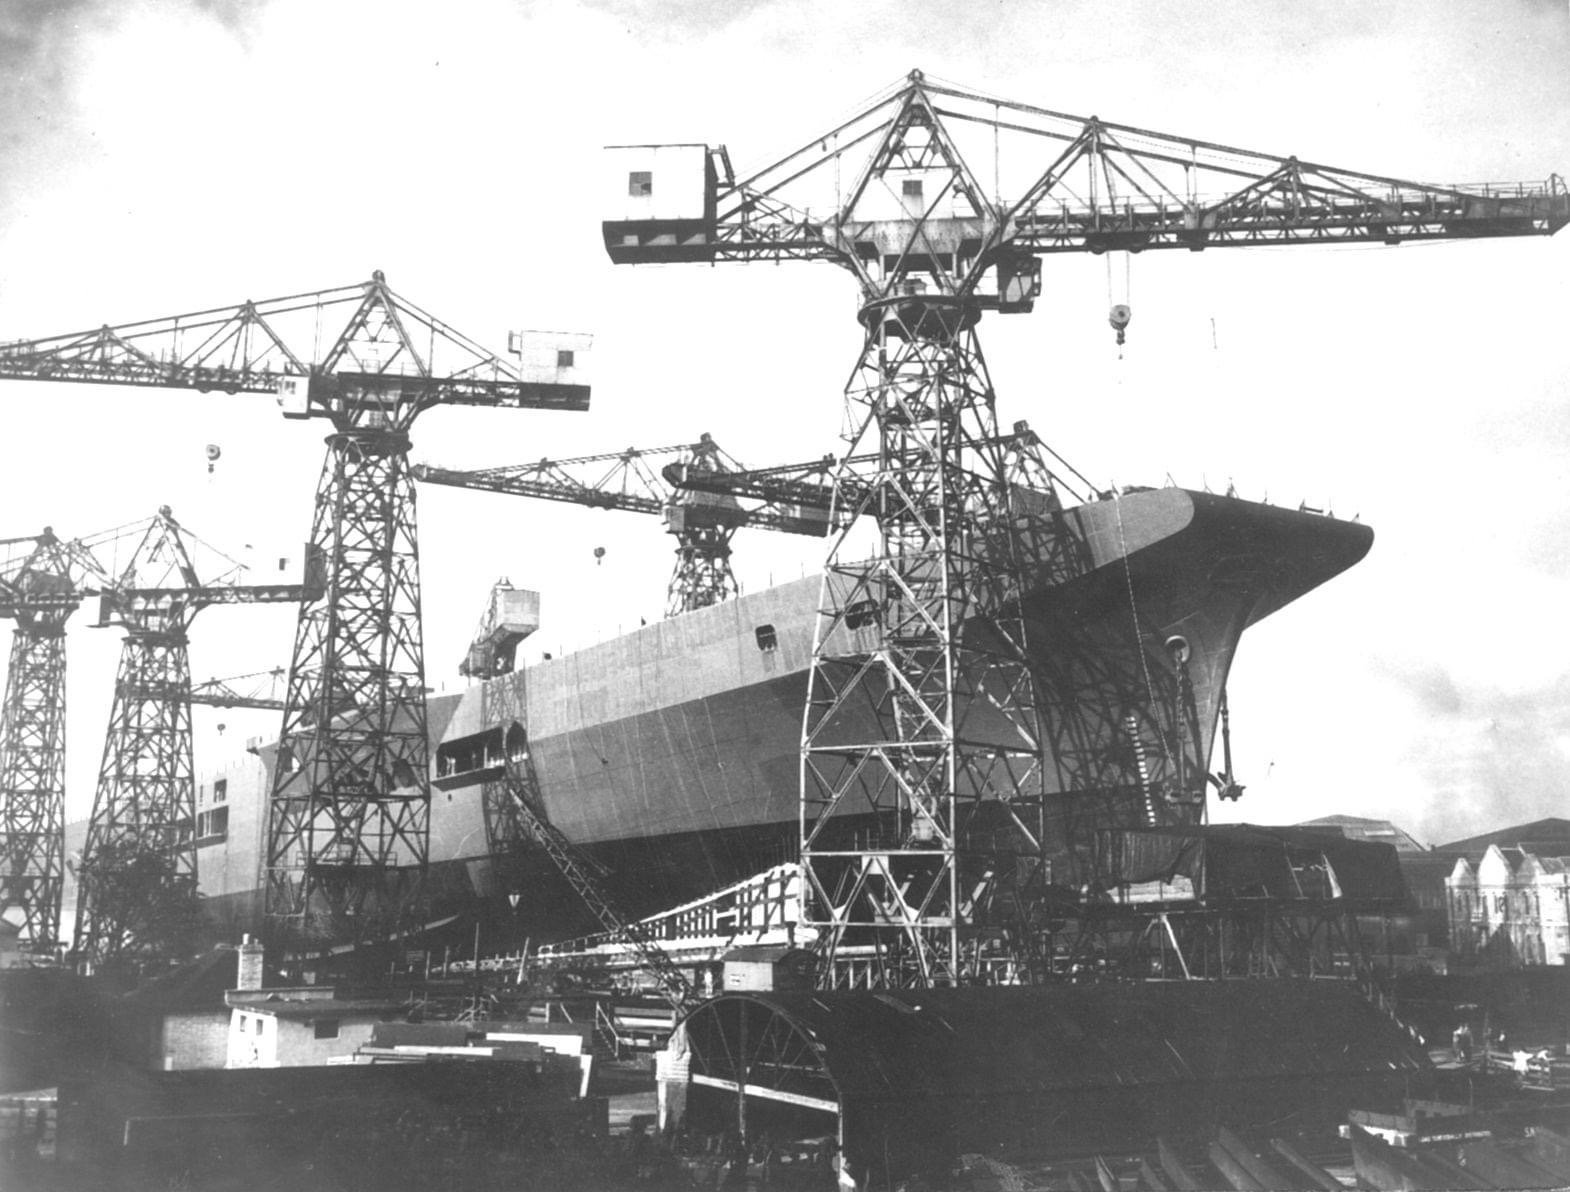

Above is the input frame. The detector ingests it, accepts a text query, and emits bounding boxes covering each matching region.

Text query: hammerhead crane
[435,421,1081,1008]
[74,508,321,969]
[413,434,837,618]
[0,528,115,953]
[188,668,288,712]
[604,69,1570,986]
[418,425,1070,621]
[0,273,590,951]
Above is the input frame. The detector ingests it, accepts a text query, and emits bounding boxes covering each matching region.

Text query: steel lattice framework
[267,427,430,942]
[0,273,590,952]
[74,508,316,968]
[604,70,1568,987]
[0,530,112,952]
[415,435,841,618]
[188,667,288,711]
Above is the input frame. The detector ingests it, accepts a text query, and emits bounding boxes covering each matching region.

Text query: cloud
[1374,659,1570,843]
[0,0,92,142]
[1375,657,1467,717]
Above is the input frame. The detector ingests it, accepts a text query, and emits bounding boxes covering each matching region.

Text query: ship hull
[73,488,1370,946]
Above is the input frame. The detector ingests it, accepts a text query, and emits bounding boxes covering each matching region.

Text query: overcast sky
[1,0,1566,846]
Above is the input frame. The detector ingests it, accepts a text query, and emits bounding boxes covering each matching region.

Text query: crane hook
[1108,304,1131,348]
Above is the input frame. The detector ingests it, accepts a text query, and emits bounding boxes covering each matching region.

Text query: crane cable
[1106,251,1132,357]
[1112,491,1175,783]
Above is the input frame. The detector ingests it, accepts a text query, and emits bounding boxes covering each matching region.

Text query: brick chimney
[236,934,265,991]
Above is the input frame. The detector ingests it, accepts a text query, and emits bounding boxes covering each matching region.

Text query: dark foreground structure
[676,979,1429,1188]
[50,1062,607,1192]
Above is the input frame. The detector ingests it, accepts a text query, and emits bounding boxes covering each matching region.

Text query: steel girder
[75,625,199,967]
[187,667,287,711]
[0,275,588,960]
[0,628,68,950]
[0,275,590,418]
[413,436,837,618]
[479,670,532,864]
[1064,902,1372,983]
[74,510,310,968]
[800,295,1048,988]
[0,530,114,953]
[264,430,430,946]
[605,71,1567,297]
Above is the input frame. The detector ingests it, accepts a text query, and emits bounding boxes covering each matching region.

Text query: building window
[253,1017,263,1035]
[628,171,653,197]
[557,349,575,369]
[313,1019,340,1040]
[197,806,229,845]
[214,779,227,804]
[902,179,923,200]
[755,624,778,652]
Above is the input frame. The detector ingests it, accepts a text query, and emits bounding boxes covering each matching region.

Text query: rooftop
[1296,815,1427,853]
[1440,818,1570,858]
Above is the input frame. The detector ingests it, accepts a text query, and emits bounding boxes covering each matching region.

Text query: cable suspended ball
[205,443,222,474]
[1108,304,1132,347]
[593,546,606,566]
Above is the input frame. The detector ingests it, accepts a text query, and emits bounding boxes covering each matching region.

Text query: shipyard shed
[674,980,1429,1188]
[1095,823,1412,907]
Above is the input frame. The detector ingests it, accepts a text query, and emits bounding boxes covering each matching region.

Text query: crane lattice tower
[0,529,111,952]
[415,433,837,619]
[75,508,313,969]
[0,274,589,955]
[602,69,1569,987]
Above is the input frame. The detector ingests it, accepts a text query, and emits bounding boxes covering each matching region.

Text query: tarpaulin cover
[1094,823,1410,907]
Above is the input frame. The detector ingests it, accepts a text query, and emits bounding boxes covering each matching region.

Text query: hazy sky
[0,0,1566,846]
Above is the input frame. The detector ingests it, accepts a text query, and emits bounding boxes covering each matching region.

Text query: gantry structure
[0,528,113,953]
[603,69,1568,987]
[0,273,589,951]
[415,433,838,617]
[75,508,317,968]
[188,667,288,712]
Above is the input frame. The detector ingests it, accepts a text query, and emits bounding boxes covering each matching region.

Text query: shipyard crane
[604,70,1570,987]
[414,434,838,617]
[74,507,321,969]
[663,419,1094,515]
[420,426,1069,621]
[0,273,590,952]
[188,668,288,712]
[0,528,116,953]
[460,581,697,1011]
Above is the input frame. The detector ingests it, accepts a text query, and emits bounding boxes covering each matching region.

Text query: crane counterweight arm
[604,69,1569,306]
[189,668,287,711]
[416,436,843,617]
[0,273,591,431]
